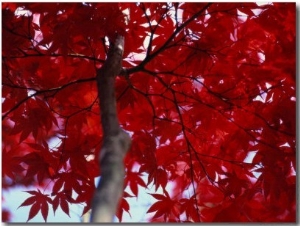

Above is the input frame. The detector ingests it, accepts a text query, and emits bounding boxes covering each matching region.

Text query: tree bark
[90,35,131,222]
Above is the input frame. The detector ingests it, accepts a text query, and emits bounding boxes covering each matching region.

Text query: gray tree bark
[90,35,131,222]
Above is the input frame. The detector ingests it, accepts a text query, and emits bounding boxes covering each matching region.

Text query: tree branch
[90,35,131,222]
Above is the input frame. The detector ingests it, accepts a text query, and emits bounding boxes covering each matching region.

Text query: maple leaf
[2,147,25,182]
[124,171,146,196]
[18,189,52,222]
[115,192,134,222]
[147,191,180,221]
[180,195,201,222]
[218,171,249,198]
[52,191,74,216]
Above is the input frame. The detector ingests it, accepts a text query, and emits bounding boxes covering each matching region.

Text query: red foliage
[18,189,52,222]
[2,209,11,222]
[2,2,296,222]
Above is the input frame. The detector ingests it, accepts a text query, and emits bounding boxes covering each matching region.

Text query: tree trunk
[90,35,131,222]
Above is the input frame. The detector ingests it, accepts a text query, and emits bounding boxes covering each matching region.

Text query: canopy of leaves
[2,2,296,222]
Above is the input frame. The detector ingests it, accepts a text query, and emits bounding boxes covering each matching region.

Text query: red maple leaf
[18,189,52,222]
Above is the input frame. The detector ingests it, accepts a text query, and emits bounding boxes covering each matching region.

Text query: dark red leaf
[60,199,70,216]
[41,201,49,222]
[18,196,36,208]
[52,178,64,194]
[27,202,40,222]
[149,193,166,201]
[52,196,59,214]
